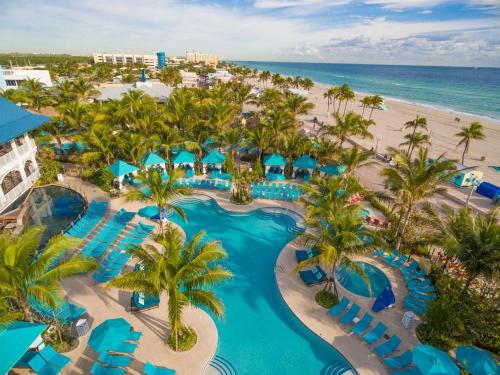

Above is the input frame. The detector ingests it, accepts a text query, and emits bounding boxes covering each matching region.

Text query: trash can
[75,319,89,337]
[402,311,416,328]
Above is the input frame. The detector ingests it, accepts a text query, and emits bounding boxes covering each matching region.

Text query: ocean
[235,61,500,121]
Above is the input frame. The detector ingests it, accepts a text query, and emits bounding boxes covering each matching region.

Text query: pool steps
[323,359,355,375]
[207,355,237,375]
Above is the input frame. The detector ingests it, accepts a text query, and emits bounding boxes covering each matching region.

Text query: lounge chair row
[91,361,175,375]
[251,182,302,201]
[30,297,86,324]
[26,344,71,375]
[176,178,232,190]
[329,297,415,371]
[208,170,232,180]
[66,201,109,238]
[92,222,153,283]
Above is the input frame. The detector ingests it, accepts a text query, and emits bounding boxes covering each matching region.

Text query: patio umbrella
[138,205,159,219]
[456,345,499,375]
[413,345,460,375]
[88,318,131,353]
[372,284,395,312]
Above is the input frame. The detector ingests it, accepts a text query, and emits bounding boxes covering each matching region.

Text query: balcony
[0,169,40,213]
[0,138,37,172]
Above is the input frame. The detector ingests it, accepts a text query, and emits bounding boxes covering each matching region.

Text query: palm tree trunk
[369,107,375,120]
[337,100,342,114]
[396,205,413,250]
[461,140,469,165]
[362,105,365,118]
[343,101,348,116]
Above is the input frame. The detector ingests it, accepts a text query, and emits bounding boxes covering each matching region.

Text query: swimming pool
[169,197,355,375]
[28,185,86,245]
[336,262,390,298]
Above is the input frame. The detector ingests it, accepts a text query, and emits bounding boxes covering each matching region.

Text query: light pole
[465,177,482,206]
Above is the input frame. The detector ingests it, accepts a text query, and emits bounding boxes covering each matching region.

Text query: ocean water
[170,197,355,375]
[235,61,500,121]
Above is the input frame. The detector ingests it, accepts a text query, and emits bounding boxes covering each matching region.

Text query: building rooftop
[0,97,50,145]
[96,81,173,102]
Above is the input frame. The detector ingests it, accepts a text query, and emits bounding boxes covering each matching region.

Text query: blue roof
[0,321,48,374]
[0,97,50,145]
[293,155,316,169]
[263,153,287,166]
[173,150,196,164]
[142,152,166,167]
[109,160,139,177]
[320,164,347,176]
[202,150,226,164]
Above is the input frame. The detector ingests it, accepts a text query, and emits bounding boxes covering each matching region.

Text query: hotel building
[185,51,219,66]
[92,53,160,69]
[0,68,53,89]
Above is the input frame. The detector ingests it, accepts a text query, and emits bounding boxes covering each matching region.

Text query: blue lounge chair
[91,362,125,375]
[404,269,427,281]
[339,303,361,325]
[351,312,374,336]
[374,335,402,357]
[363,322,388,345]
[393,366,424,375]
[126,331,143,341]
[39,345,71,369]
[143,361,176,375]
[98,352,131,367]
[299,266,327,285]
[374,249,384,257]
[383,350,413,369]
[28,354,60,375]
[409,291,436,302]
[406,278,431,289]
[112,342,137,354]
[383,250,399,263]
[295,248,317,262]
[390,255,409,268]
[131,291,160,312]
[328,297,350,317]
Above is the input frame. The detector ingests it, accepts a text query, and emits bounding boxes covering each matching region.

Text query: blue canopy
[142,152,166,167]
[293,155,317,170]
[456,345,499,375]
[173,150,196,164]
[320,164,347,176]
[372,284,395,312]
[0,321,48,374]
[88,318,132,353]
[202,149,226,164]
[414,345,460,375]
[263,153,287,166]
[0,97,51,145]
[109,160,139,177]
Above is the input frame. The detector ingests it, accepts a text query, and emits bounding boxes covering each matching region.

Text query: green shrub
[224,153,236,175]
[315,290,338,309]
[167,327,197,351]
[81,166,114,192]
[38,160,62,185]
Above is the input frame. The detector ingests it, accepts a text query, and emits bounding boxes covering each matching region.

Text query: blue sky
[0,0,499,66]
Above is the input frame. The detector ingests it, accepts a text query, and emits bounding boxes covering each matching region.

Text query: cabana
[109,160,139,190]
[142,152,167,171]
[293,155,316,182]
[0,321,47,374]
[320,164,347,177]
[172,151,196,178]
[263,153,287,181]
[451,163,483,187]
[201,149,226,174]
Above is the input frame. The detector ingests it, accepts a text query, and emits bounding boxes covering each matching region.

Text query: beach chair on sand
[363,322,388,345]
[328,297,350,317]
[384,350,413,369]
[299,266,327,285]
[351,312,374,336]
[374,335,402,357]
[339,303,361,325]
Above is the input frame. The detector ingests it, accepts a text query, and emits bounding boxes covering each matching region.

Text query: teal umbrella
[414,345,460,375]
[456,345,499,375]
[88,318,131,353]
[138,205,159,218]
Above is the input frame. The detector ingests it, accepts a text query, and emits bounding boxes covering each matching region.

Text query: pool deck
[17,177,420,375]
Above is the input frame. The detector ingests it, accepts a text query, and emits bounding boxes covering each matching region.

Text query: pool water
[28,185,86,245]
[336,262,390,298]
[170,197,355,375]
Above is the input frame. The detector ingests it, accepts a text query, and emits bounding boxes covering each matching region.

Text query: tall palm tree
[72,77,100,103]
[324,89,334,112]
[402,115,428,154]
[323,112,374,147]
[260,108,296,144]
[340,84,355,116]
[282,93,315,116]
[247,124,270,163]
[399,132,431,158]
[79,123,117,166]
[107,225,232,350]
[0,227,96,322]
[368,95,383,120]
[158,66,182,86]
[360,96,372,118]
[119,132,148,165]
[125,169,190,233]
[301,77,314,91]
[381,147,458,249]
[20,78,48,111]
[340,146,375,176]
[258,71,271,88]
[44,119,69,154]
[52,80,75,104]
[455,121,485,164]
[58,101,89,133]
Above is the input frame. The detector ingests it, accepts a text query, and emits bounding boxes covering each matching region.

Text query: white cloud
[253,0,349,8]
[364,0,500,9]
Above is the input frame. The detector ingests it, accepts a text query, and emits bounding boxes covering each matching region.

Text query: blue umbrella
[414,345,460,375]
[372,283,395,312]
[456,345,499,375]
[88,318,131,353]
[138,205,159,218]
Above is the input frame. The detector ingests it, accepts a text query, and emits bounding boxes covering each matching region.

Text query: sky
[0,0,499,66]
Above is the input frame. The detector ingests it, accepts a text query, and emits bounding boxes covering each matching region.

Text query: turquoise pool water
[170,197,355,375]
[336,262,389,298]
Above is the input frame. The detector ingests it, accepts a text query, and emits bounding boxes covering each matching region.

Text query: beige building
[179,70,198,88]
[93,53,158,69]
[185,51,219,66]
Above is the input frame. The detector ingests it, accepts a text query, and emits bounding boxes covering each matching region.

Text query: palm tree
[58,101,88,133]
[402,116,428,153]
[72,77,100,103]
[0,88,26,104]
[124,169,190,233]
[381,147,458,249]
[324,89,334,112]
[259,70,271,88]
[260,108,295,144]
[107,224,232,350]
[368,95,383,120]
[44,119,69,154]
[399,132,431,158]
[301,77,314,92]
[340,84,355,116]
[119,132,148,165]
[247,124,270,163]
[340,146,375,176]
[79,123,117,166]
[52,80,75,104]
[360,96,372,118]
[158,66,182,86]
[455,121,485,164]
[324,112,374,147]
[20,78,48,111]
[0,227,96,322]
[282,93,315,116]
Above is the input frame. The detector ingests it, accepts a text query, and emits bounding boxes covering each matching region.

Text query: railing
[0,140,36,169]
[0,169,39,213]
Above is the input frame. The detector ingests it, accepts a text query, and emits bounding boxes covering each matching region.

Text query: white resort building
[93,53,159,69]
[179,70,198,88]
[0,97,49,214]
[0,67,53,89]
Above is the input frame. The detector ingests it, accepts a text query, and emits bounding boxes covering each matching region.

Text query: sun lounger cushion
[383,350,413,369]
[363,322,387,345]
[339,303,361,325]
[351,312,374,336]
[329,297,350,317]
[374,335,402,357]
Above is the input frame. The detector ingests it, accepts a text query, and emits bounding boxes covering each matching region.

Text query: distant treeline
[0,53,92,67]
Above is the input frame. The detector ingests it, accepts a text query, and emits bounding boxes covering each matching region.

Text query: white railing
[0,169,39,213]
[0,151,17,166]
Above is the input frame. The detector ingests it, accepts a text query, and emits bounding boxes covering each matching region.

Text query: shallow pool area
[169,197,355,375]
[28,185,86,244]
[336,261,390,298]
